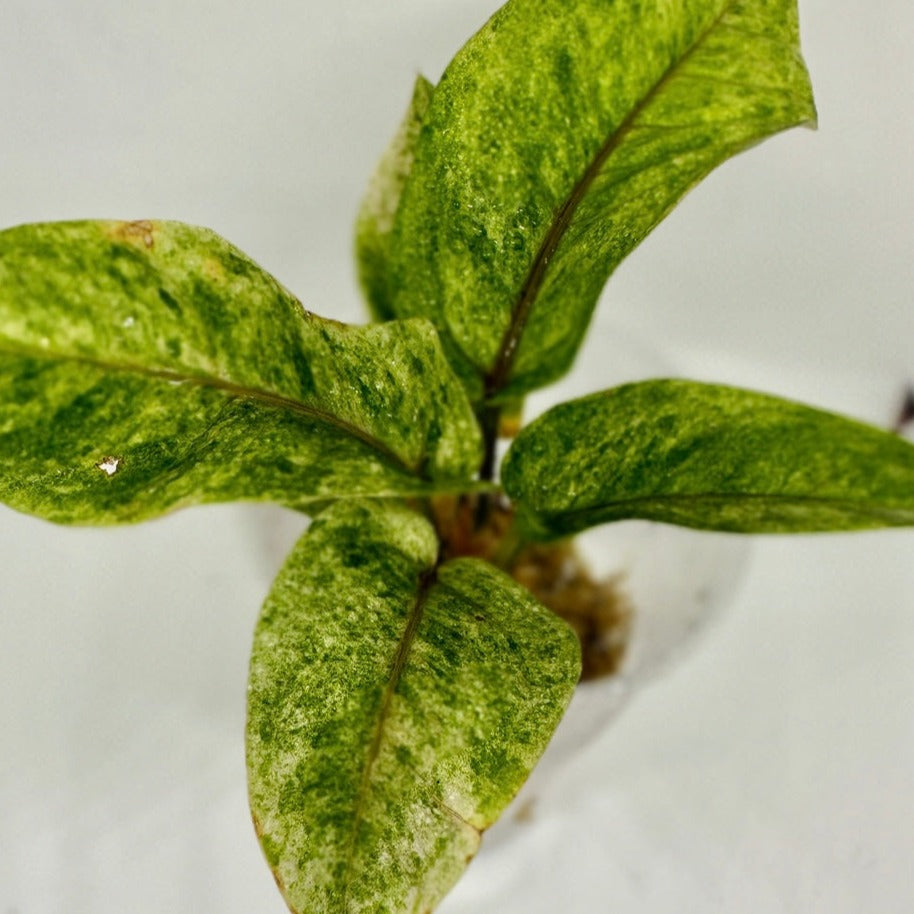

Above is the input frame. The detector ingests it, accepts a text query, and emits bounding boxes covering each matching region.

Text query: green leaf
[356,75,435,322]
[246,499,580,914]
[387,0,816,400]
[0,220,482,523]
[502,380,914,537]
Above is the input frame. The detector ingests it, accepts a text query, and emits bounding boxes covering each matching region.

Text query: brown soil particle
[430,494,515,564]
[510,540,631,681]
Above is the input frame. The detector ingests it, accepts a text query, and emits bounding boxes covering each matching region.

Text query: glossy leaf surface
[503,380,914,537]
[388,0,816,399]
[356,75,434,322]
[246,500,580,914]
[0,221,482,523]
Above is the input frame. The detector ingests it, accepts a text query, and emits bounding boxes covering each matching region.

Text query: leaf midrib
[0,338,421,477]
[538,490,914,524]
[340,565,438,910]
[483,0,738,398]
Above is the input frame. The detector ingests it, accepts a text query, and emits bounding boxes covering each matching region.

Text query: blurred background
[1,1,912,911]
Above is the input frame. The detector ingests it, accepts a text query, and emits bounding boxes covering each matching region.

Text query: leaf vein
[675,72,792,94]
[0,338,420,477]
[630,114,786,133]
[435,797,481,836]
[717,22,793,46]
[552,491,914,524]
[340,565,438,908]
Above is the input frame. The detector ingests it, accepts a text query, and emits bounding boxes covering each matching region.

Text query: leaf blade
[246,499,580,913]
[356,75,435,322]
[0,221,482,522]
[387,0,816,399]
[502,380,914,537]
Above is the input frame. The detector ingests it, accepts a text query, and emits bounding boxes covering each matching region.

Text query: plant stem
[491,518,524,571]
[474,404,501,528]
[477,404,501,483]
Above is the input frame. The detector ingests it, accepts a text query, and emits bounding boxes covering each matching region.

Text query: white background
[1,1,913,911]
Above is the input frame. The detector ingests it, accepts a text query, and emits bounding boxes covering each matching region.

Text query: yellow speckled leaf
[0,220,482,523]
[386,0,816,399]
[246,500,580,913]
[503,380,914,536]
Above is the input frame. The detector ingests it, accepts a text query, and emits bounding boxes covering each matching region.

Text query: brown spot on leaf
[250,810,289,895]
[251,811,264,838]
[110,220,156,250]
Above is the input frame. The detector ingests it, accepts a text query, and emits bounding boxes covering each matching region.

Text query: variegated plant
[2,1,912,912]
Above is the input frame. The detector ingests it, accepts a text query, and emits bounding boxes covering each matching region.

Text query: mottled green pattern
[246,500,580,913]
[502,380,914,537]
[387,0,816,399]
[356,76,434,322]
[0,221,482,523]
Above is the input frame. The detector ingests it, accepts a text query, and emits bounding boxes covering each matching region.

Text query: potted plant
[1,1,912,912]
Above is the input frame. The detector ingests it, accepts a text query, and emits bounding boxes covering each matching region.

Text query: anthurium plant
[2,1,913,911]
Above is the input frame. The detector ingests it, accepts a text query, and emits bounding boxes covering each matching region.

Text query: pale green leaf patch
[387,0,816,400]
[0,221,483,523]
[246,499,580,914]
[356,75,434,322]
[502,380,914,537]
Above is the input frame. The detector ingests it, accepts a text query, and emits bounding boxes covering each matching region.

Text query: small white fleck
[96,456,121,477]
[122,315,136,328]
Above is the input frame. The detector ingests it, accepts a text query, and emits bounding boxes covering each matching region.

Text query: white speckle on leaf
[96,456,121,477]
[122,315,136,328]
